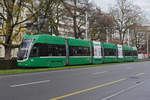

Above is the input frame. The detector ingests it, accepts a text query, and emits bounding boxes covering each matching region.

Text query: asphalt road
[1,62,150,100]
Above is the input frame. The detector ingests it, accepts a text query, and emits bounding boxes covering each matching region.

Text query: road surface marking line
[92,71,107,75]
[126,67,132,69]
[50,78,126,100]
[0,68,90,79]
[101,81,145,100]
[10,80,50,87]
[136,73,144,76]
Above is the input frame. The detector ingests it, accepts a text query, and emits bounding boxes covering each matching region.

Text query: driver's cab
[17,39,34,61]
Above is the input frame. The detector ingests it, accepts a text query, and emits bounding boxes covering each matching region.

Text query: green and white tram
[17,34,138,68]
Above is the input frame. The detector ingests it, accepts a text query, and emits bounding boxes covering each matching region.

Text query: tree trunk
[73,0,78,39]
[119,30,122,42]
[73,16,78,38]
[4,46,12,60]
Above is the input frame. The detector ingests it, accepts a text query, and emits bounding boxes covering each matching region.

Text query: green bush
[0,58,17,69]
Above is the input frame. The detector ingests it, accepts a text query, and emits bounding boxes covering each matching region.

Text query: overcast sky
[93,0,150,20]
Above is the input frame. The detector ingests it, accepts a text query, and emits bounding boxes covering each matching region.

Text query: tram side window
[123,50,132,56]
[48,45,66,56]
[69,46,90,56]
[124,50,129,56]
[30,43,66,57]
[132,51,137,56]
[104,48,116,56]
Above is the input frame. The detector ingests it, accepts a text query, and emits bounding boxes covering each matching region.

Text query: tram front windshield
[17,40,33,60]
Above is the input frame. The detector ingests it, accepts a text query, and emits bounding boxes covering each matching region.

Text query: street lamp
[147,33,149,58]
[128,29,130,46]
[86,0,92,40]
[85,10,88,40]
[79,0,91,40]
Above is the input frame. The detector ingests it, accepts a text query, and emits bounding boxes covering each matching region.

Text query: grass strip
[0,60,149,75]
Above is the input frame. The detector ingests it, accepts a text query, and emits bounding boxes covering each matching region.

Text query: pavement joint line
[0,70,80,79]
[101,81,145,100]
[126,67,133,69]
[0,62,143,78]
[49,78,126,100]
[10,80,50,87]
[135,73,145,76]
[0,67,92,79]
[92,71,107,75]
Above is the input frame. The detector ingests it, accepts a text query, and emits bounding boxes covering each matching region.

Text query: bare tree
[110,0,142,44]
[89,8,115,42]
[27,0,64,35]
[61,0,93,39]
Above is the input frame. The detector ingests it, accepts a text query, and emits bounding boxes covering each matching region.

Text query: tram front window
[17,40,33,60]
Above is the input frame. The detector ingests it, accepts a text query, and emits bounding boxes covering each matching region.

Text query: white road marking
[0,62,144,79]
[0,68,91,79]
[101,81,145,100]
[92,71,107,75]
[126,67,133,70]
[10,80,50,87]
[1,70,107,79]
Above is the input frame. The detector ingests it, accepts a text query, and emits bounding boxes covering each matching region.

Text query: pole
[106,28,109,43]
[128,29,130,46]
[81,0,91,40]
[147,33,149,58]
[85,10,88,40]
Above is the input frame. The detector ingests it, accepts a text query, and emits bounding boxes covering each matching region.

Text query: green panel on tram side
[68,38,90,47]
[133,57,138,61]
[68,57,91,65]
[123,45,133,50]
[24,34,66,45]
[18,57,66,67]
[123,56,133,62]
[91,41,103,64]
[117,58,124,62]
[103,57,117,63]
[24,35,40,40]
[92,58,103,64]
[68,38,91,65]
[103,42,117,49]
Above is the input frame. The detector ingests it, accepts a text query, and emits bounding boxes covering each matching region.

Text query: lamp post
[147,33,149,58]
[128,29,130,46]
[80,0,91,40]
[85,10,88,40]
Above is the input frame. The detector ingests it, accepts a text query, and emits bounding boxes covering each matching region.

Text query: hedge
[0,58,17,69]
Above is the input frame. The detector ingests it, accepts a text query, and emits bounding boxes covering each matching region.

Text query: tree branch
[0,12,6,21]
